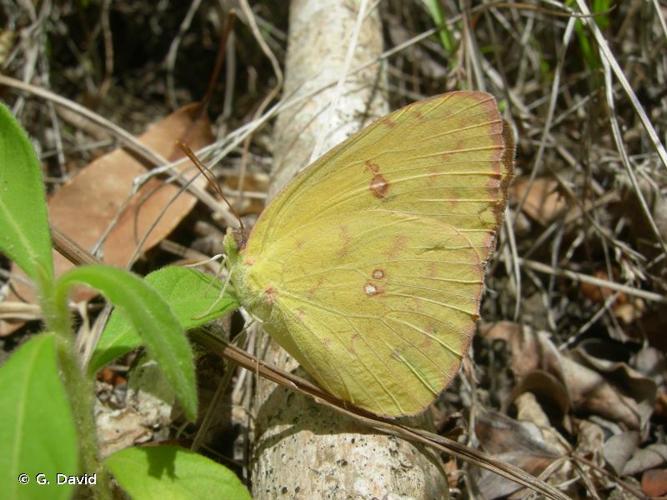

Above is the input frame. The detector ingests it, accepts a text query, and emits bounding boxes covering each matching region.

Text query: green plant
[422,0,456,57]
[568,0,611,85]
[0,103,249,500]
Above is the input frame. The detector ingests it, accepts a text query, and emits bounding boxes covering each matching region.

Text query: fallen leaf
[510,370,571,423]
[473,410,563,499]
[624,444,667,476]
[642,468,667,498]
[511,177,568,225]
[223,171,269,216]
[603,431,640,475]
[1,104,213,336]
[580,269,626,304]
[572,339,656,435]
[481,322,656,431]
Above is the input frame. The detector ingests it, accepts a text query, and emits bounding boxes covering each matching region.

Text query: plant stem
[42,284,112,500]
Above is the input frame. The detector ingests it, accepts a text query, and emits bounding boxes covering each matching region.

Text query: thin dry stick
[0,75,166,165]
[601,51,667,256]
[513,17,575,219]
[98,0,114,99]
[650,0,667,42]
[165,0,204,109]
[519,258,667,303]
[574,454,646,500]
[200,9,237,116]
[200,24,442,168]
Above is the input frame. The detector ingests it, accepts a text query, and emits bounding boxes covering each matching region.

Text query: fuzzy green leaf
[0,334,78,500]
[89,266,238,374]
[105,446,251,500]
[55,265,198,420]
[0,103,53,288]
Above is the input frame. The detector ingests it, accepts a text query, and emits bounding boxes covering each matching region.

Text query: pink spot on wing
[370,173,389,199]
[364,282,383,296]
[264,286,277,304]
[364,161,390,199]
[382,117,397,128]
[364,160,380,174]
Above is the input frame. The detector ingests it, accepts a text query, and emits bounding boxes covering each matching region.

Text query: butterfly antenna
[178,142,246,235]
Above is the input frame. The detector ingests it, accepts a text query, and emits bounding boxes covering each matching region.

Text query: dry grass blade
[519,258,667,303]
[574,0,667,171]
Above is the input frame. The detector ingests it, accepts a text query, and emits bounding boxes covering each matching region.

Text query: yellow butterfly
[224,91,514,416]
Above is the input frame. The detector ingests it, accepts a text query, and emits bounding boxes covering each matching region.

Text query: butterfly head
[223,227,273,317]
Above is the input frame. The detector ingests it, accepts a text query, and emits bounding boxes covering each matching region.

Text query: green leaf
[105,445,251,500]
[55,265,198,420]
[0,334,78,500]
[0,103,53,288]
[89,266,238,374]
[421,0,455,55]
[567,0,610,79]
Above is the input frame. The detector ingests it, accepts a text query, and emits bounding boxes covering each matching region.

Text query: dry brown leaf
[572,340,656,434]
[580,269,627,304]
[511,177,568,225]
[481,322,656,431]
[96,406,153,458]
[223,171,269,216]
[1,104,213,336]
[514,392,569,457]
[642,468,667,498]
[510,370,571,423]
[624,444,667,476]
[603,431,640,475]
[575,419,605,464]
[480,322,564,380]
[473,410,563,499]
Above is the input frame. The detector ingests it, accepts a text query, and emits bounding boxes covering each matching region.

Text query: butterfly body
[225,91,513,416]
